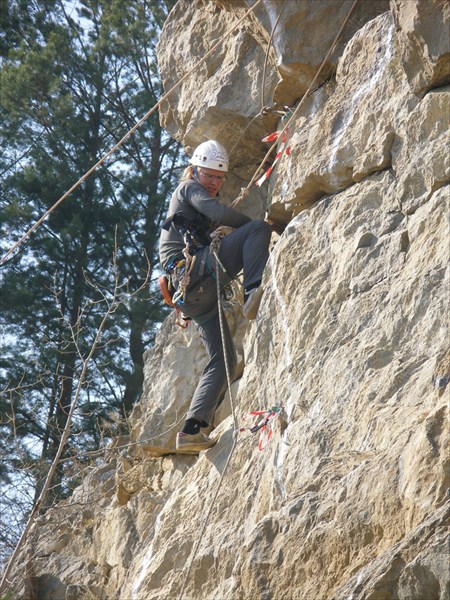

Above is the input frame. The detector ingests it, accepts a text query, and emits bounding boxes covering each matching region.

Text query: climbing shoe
[175,431,216,454]
[243,286,264,320]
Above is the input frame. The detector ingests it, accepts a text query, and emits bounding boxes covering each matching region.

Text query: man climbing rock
[159,140,272,453]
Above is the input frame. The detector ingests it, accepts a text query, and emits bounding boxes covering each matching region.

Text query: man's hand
[211,225,235,240]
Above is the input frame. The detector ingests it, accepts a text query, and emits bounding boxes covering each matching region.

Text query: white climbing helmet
[189,140,229,172]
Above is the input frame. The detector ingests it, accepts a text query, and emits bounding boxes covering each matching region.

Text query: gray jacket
[159,179,251,270]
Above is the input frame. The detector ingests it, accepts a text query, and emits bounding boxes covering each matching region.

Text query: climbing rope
[210,233,239,432]
[175,231,238,600]
[260,0,289,110]
[177,435,238,600]
[226,0,289,164]
[177,237,239,600]
[0,0,264,267]
[231,0,359,209]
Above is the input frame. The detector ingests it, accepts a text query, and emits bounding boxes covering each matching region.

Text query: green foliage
[0,0,182,560]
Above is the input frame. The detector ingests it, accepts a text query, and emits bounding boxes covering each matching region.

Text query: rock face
[7,1,449,599]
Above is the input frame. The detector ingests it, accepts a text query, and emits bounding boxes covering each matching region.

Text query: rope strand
[211,240,239,432]
[177,437,237,600]
[228,0,289,165]
[261,0,289,110]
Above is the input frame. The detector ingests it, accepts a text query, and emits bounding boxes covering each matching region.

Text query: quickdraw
[170,224,199,307]
[237,406,283,451]
[255,129,291,187]
[160,225,235,329]
[255,106,293,187]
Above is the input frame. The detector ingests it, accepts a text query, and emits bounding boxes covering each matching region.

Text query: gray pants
[180,220,271,426]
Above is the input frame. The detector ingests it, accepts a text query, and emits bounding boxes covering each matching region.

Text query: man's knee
[252,219,270,230]
[252,219,272,241]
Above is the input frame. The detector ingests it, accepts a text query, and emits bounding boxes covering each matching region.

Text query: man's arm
[185,182,251,228]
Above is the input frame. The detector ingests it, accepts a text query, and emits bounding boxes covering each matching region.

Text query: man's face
[196,167,226,197]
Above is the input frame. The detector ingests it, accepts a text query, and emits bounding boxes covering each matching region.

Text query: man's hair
[180,165,194,182]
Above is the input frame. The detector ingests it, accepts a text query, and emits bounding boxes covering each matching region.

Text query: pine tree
[0,0,180,558]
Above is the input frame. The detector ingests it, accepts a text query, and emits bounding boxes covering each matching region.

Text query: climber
[159,140,272,453]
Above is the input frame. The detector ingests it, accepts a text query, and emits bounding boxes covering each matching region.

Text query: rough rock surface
[391,0,450,97]
[156,0,390,213]
[7,0,450,599]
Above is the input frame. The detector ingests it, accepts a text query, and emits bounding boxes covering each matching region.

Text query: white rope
[211,242,239,432]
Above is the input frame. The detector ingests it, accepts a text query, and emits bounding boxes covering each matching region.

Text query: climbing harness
[237,406,284,451]
[161,210,211,310]
[159,223,236,326]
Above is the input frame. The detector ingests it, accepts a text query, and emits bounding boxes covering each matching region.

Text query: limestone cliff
[8,1,449,599]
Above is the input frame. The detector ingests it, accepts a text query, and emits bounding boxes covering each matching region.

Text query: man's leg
[218,220,271,289]
[185,308,237,427]
[219,220,271,319]
[176,308,237,453]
